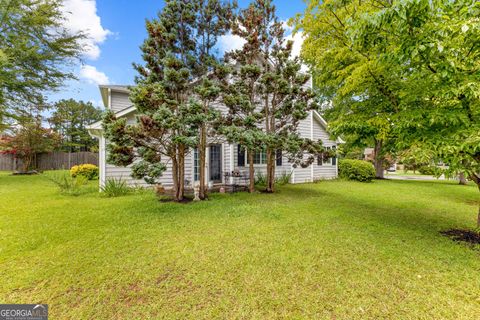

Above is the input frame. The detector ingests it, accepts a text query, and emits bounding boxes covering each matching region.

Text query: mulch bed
[12,170,39,175]
[440,229,480,245]
[158,196,195,204]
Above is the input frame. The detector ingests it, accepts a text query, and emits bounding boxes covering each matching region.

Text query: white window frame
[238,146,268,166]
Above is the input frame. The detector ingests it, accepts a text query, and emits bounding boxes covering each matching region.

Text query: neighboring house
[88,82,341,188]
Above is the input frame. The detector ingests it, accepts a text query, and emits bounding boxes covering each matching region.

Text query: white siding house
[88,84,340,189]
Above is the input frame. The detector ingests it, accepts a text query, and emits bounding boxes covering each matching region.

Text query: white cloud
[281,20,294,34]
[80,65,109,85]
[218,33,246,54]
[61,0,112,60]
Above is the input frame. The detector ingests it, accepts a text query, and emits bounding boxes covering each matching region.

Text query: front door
[209,144,222,183]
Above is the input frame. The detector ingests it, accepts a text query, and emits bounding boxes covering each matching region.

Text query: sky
[51,0,307,109]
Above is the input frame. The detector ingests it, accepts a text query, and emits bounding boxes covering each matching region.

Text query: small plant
[338,159,376,182]
[70,164,99,180]
[254,172,267,186]
[44,171,88,196]
[101,178,130,197]
[275,171,292,185]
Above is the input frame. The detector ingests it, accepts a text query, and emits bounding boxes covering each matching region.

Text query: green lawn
[0,173,479,319]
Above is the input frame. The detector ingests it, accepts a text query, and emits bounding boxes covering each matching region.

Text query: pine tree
[103,0,234,201]
[193,0,235,199]
[103,0,199,201]
[222,0,323,193]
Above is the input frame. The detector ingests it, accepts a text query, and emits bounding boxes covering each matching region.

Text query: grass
[0,172,479,319]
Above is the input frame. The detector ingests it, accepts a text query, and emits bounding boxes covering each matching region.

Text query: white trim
[99,135,106,191]
[108,88,112,109]
[87,105,137,135]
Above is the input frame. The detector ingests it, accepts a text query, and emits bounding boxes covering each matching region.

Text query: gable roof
[90,83,344,143]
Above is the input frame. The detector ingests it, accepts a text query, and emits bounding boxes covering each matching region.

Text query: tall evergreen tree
[103,0,199,201]
[49,99,102,152]
[223,0,323,193]
[193,0,235,199]
[103,0,234,201]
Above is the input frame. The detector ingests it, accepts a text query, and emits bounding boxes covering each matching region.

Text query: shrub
[275,171,292,185]
[254,172,267,186]
[44,171,88,196]
[338,159,376,182]
[101,178,130,197]
[70,164,99,180]
[419,165,443,176]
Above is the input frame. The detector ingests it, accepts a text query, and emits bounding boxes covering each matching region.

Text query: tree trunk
[199,124,207,199]
[178,145,185,201]
[373,139,384,179]
[266,148,275,193]
[469,174,480,228]
[171,152,180,201]
[459,172,467,185]
[248,150,255,193]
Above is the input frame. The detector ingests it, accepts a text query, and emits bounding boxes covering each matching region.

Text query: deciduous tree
[0,0,83,129]
[297,0,401,179]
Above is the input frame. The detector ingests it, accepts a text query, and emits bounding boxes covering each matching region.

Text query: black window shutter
[332,146,337,166]
[276,149,282,166]
[317,154,323,166]
[237,145,245,167]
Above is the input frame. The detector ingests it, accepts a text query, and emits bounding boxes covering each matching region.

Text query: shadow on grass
[280,181,478,237]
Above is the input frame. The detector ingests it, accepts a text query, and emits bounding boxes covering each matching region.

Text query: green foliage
[254,172,267,186]
[418,166,443,177]
[70,164,99,180]
[100,178,130,198]
[0,0,83,128]
[339,159,375,182]
[297,0,400,178]
[43,171,88,196]
[49,99,102,152]
[0,118,61,172]
[222,0,323,192]
[103,0,234,202]
[275,171,292,185]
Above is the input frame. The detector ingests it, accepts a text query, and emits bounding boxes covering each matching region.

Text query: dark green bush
[339,159,375,182]
[418,165,443,176]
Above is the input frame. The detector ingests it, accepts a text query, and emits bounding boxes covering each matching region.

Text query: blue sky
[52,0,306,109]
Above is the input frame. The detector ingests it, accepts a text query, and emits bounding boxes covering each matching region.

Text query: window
[317,153,323,166]
[193,148,200,181]
[237,145,268,165]
[276,149,282,166]
[332,146,337,166]
[325,147,332,165]
[256,149,267,165]
[251,149,267,165]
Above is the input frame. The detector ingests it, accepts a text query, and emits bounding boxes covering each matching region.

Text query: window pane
[194,148,200,181]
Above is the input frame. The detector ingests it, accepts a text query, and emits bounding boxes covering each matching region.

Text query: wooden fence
[0,152,99,171]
